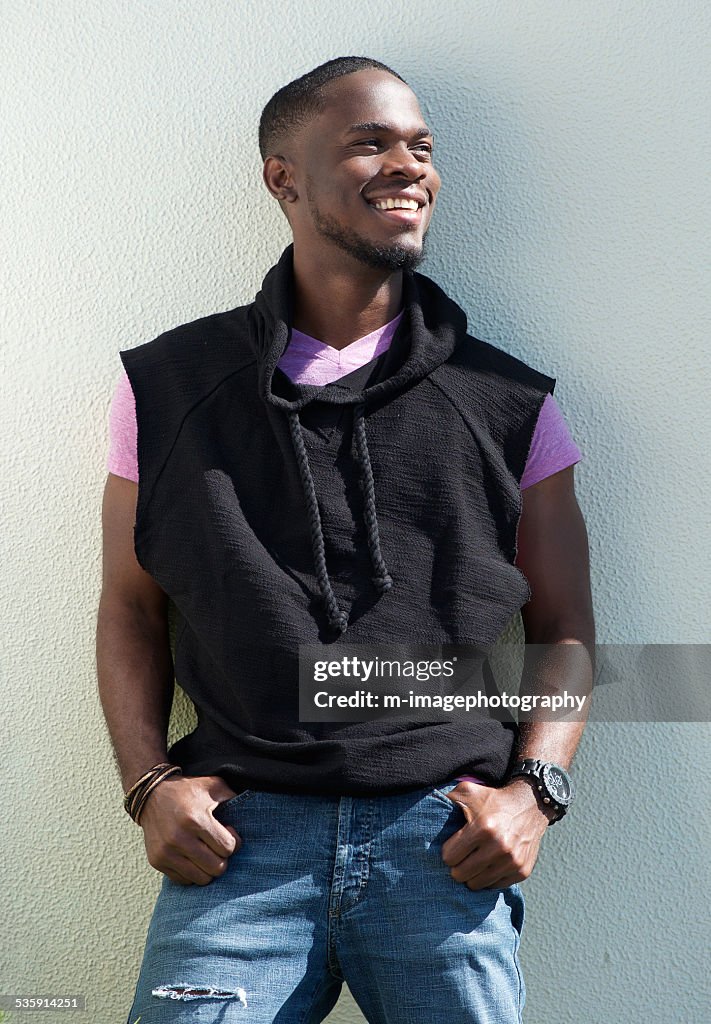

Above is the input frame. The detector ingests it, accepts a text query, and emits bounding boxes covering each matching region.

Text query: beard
[306,186,428,272]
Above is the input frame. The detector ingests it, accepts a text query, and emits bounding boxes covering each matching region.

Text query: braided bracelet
[125,763,182,823]
[131,765,182,824]
[123,762,182,823]
[123,762,173,811]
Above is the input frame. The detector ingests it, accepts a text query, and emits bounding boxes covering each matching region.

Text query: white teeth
[370,197,420,211]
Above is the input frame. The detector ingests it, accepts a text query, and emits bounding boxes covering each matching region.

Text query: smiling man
[98,56,594,1024]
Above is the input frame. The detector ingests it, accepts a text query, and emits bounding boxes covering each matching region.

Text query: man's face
[285,70,441,272]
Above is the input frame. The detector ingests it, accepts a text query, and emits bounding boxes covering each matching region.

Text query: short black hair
[258,56,408,160]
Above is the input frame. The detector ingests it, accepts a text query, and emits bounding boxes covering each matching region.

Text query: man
[98,56,594,1024]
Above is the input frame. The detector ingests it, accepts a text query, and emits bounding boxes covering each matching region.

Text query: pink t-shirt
[108,312,582,788]
[108,312,582,488]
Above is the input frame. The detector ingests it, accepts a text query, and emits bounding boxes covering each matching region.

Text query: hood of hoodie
[247,243,466,412]
[244,244,469,637]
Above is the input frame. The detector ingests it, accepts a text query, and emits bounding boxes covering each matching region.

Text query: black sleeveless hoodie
[120,244,556,796]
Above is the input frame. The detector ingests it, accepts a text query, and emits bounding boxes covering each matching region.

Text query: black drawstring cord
[287,410,348,635]
[352,402,393,595]
[286,403,393,635]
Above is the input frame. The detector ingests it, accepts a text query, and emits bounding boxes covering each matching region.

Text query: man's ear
[262,155,298,207]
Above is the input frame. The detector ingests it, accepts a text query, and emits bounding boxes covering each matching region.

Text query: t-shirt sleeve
[106,365,139,483]
[520,392,582,489]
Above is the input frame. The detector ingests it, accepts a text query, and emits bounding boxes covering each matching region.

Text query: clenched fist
[138,774,244,885]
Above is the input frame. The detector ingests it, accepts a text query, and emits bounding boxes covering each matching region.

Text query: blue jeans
[125,779,525,1023]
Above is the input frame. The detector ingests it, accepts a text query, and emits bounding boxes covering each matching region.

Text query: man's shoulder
[448,332,556,397]
[412,269,555,395]
[429,329,557,446]
[119,302,253,366]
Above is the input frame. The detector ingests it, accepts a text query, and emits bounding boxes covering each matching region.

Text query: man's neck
[291,245,404,351]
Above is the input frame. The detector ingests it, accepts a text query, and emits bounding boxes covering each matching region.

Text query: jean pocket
[215,788,254,811]
[506,883,526,939]
[429,780,462,810]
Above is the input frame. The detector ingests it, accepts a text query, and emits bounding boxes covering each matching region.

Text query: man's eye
[353,139,433,154]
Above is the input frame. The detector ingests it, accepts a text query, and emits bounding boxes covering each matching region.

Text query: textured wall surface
[2,2,709,1022]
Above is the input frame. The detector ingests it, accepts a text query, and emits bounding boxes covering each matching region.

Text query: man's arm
[96,473,174,792]
[513,461,595,769]
[96,473,240,885]
[442,464,595,888]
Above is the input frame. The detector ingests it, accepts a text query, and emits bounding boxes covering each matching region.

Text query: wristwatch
[508,758,574,824]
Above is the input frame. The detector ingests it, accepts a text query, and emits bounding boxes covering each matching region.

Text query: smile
[370,197,419,211]
[364,197,425,224]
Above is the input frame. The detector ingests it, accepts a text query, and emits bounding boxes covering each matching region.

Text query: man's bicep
[100,472,167,617]
[514,465,593,637]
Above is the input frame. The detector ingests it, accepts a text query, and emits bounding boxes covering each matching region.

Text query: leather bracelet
[123,762,174,812]
[123,762,182,823]
[131,765,183,825]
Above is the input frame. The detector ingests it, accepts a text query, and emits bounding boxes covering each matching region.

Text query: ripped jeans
[125,779,525,1024]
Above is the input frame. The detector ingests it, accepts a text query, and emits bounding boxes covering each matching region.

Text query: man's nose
[381,144,427,179]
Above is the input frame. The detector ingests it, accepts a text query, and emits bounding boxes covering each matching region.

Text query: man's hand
[438,464,594,893]
[137,774,244,886]
[440,778,556,890]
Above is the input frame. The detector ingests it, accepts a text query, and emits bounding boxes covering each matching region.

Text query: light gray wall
[2,2,709,1022]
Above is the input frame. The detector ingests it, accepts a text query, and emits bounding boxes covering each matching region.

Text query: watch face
[542,763,573,806]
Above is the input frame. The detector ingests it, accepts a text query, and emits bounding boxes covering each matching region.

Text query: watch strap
[509,758,570,824]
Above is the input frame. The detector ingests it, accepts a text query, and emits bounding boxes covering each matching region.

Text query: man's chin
[309,207,428,272]
[350,239,426,273]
